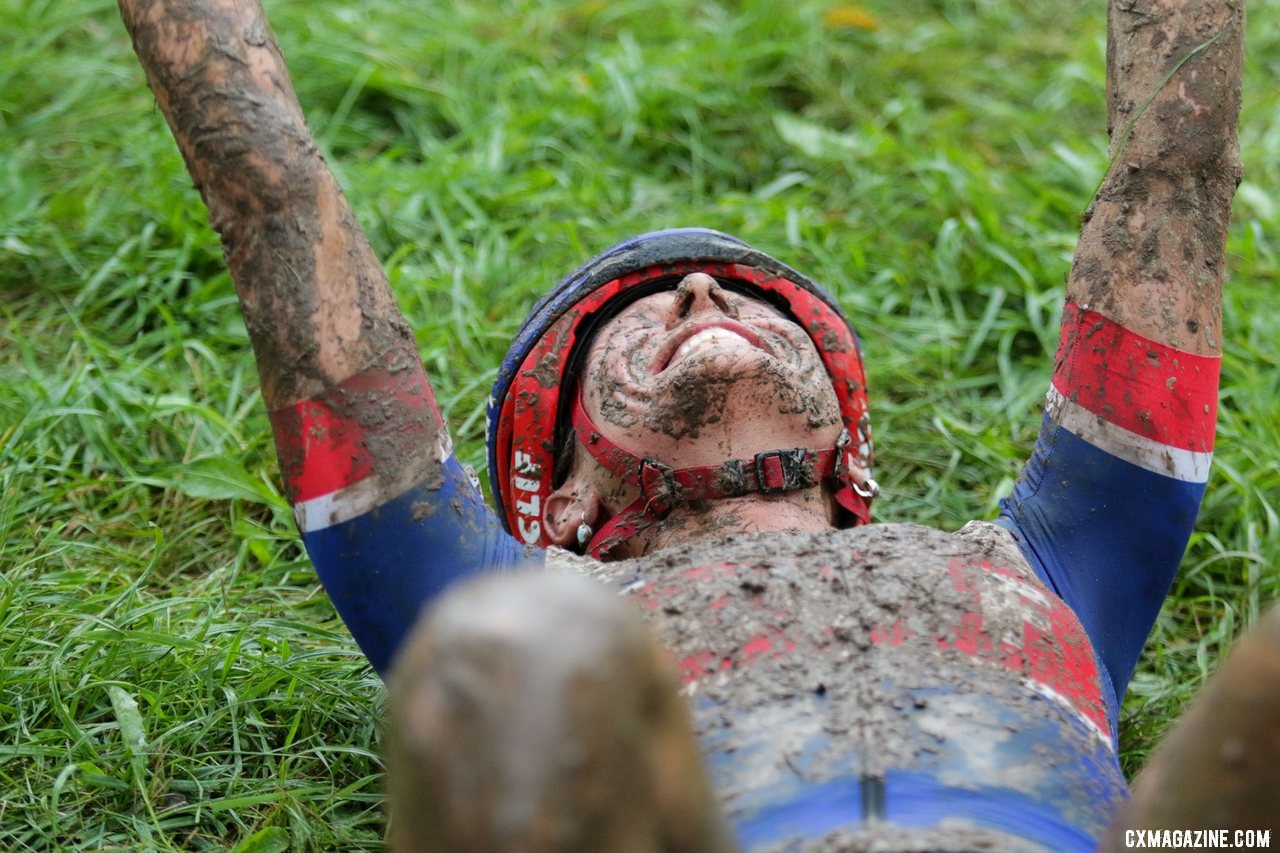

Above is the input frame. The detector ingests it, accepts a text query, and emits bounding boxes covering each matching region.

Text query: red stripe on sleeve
[1051,303,1219,453]
[268,356,443,504]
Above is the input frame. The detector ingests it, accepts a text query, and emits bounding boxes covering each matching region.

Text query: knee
[385,571,733,852]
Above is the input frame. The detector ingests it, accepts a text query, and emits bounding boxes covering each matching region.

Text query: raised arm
[119,0,403,407]
[1077,0,1242,354]
[999,0,1243,724]
[119,0,532,673]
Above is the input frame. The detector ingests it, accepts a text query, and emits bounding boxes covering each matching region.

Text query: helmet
[486,227,873,556]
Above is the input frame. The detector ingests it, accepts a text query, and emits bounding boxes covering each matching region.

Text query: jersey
[265,300,1218,846]
[571,522,1124,849]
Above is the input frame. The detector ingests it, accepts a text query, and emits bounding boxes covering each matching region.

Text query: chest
[593,524,1125,845]
[623,524,1109,739]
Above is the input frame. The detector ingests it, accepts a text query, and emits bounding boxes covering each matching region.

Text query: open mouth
[651,321,772,374]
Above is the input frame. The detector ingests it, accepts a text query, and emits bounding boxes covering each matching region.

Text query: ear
[544,481,603,549]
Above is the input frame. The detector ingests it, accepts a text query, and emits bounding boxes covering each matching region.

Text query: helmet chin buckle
[754,448,819,494]
[852,478,880,500]
[574,389,874,558]
[638,457,681,514]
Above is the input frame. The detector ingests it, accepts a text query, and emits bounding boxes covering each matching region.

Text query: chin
[640,363,841,458]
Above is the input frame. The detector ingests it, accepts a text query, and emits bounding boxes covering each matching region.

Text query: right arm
[119,0,534,673]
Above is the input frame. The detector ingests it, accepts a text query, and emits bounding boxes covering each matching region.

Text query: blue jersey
[269,302,1217,848]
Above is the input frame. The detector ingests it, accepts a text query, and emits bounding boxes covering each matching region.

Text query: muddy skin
[584,286,842,444]
[634,361,841,443]
[1070,0,1242,357]
[386,571,737,853]
[630,492,838,561]
[596,374,645,431]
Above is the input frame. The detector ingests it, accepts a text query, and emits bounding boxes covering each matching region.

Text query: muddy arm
[118,0,413,409]
[997,0,1244,721]
[119,0,532,673]
[1072,0,1243,354]
[117,0,442,503]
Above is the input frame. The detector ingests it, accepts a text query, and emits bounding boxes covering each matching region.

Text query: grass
[2,0,1279,847]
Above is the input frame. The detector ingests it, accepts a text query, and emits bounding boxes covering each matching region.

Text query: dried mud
[552,522,1123,846]
[1070,0,1242,355]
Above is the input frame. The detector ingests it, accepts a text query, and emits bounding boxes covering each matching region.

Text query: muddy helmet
[486,227,873,556]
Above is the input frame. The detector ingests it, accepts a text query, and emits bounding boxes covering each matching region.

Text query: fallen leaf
[824,5,880,31]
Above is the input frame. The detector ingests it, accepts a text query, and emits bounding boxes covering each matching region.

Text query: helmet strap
[569,391,871,559]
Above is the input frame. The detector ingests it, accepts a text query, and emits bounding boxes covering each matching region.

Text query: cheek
[579,333,653,431]
[586,323,656,386]
[623,331,663,378]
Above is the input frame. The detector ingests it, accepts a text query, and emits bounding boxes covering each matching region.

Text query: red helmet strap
[569,391,870,559]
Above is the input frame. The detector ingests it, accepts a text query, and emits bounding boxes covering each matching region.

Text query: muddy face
[581,273,843,466]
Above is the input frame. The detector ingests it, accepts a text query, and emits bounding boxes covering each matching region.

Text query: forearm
[118,0,409,407]
[121,0,444,508]
[1070,0,1243,356]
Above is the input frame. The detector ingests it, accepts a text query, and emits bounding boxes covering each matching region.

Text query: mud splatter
[1072,0,1242,356]
[553,523,1124,843]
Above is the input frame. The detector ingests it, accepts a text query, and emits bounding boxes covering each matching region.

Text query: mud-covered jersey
[569,522,1124,850]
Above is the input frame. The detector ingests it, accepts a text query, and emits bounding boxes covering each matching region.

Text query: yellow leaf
[824,5,880,31]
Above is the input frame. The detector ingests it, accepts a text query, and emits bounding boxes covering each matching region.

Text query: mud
[551,522,1123,843]
[122,0,446,494]
[386,571,736,852]
[1069,0,1242,356]
[524,314,575,392]
[636,358,840,443]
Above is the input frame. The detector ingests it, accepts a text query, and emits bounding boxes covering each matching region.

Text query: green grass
[3,0,1279,847]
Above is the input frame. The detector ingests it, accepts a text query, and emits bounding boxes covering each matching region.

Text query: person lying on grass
[118,0,1251,848]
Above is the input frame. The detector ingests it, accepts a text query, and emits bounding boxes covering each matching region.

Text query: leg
[385,571,736,852]
[1103,605,1280,845]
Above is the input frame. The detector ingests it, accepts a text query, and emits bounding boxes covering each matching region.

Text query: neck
[611,488,836,559]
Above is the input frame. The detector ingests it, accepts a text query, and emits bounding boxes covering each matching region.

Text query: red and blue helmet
[486,227,873,551]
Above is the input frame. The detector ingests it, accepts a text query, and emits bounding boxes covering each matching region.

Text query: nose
[664,273,739,328]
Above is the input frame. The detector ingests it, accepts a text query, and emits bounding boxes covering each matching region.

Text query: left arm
[999,0,1244,720]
